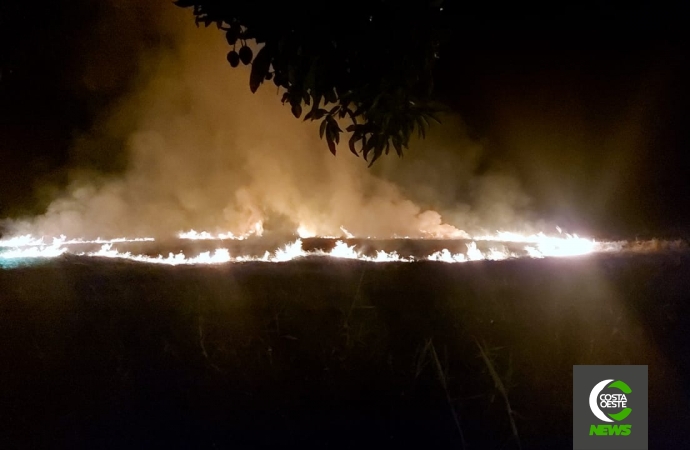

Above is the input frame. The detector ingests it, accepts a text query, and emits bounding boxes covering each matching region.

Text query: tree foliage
[173,0,447,165]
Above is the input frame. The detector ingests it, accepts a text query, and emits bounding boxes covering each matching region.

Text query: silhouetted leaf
[342,107,356,121]
[402,120,412,141]
[325,127,336,155]
[249,46,271,93]
[326,115,342,133]
[367,151,381,168]
[415,116,426,139]
[392,135,402,156]
[348,133,359,157]
[319,119,328,139]
[427,112,441,124]
[291,102,302,118]
[362,135,377,161]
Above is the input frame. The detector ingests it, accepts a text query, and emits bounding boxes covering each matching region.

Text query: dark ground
[1,252,689,449]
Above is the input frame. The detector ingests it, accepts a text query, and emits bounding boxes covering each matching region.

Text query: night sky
[1,2,688,238]
[435,4,690,237]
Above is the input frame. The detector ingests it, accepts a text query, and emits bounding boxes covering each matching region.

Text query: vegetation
[2,252,688,447]
[173,0,449,165]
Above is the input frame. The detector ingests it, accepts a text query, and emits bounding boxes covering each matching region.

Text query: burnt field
[1,251,689,449]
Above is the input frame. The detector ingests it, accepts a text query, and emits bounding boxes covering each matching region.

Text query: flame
[428,249,465,263]
[0,243,68,259]
[339,226,354,239]
[88,244,232,265]
[178,222,263,241]
[474,231,596,258]
[297,225,353,239]
[272,239,305,261]
[318,240,360,259]
[0,228,684,267]
[296,225,316,238]
[0,234,155,247]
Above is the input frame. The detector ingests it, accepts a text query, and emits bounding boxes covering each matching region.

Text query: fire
[178,222,263,241]
[473,231,596,257]
[296,225,353,239]
[428,249,466,263]
[0,228,684,268]
[296,225,316,238]
[0,243,68,259]
[272,239,305,261]
[89,244,232,265]
[318,240,361,260]
[0,234,155,247]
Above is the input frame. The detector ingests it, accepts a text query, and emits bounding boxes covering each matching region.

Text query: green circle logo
[589,379,632,422]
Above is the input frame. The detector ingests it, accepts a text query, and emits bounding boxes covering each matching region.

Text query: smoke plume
[4,3,536,240]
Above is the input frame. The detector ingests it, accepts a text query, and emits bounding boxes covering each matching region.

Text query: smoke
[3,3,537,240]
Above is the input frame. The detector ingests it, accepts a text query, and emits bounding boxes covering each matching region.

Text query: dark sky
[436,5,690,238]
[1,2,688,238]
[0,1,167,215]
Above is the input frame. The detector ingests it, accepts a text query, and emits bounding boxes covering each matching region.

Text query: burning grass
[2,229,686,269]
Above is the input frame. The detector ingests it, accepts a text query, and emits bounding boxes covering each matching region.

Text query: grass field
[1,251,689,449]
